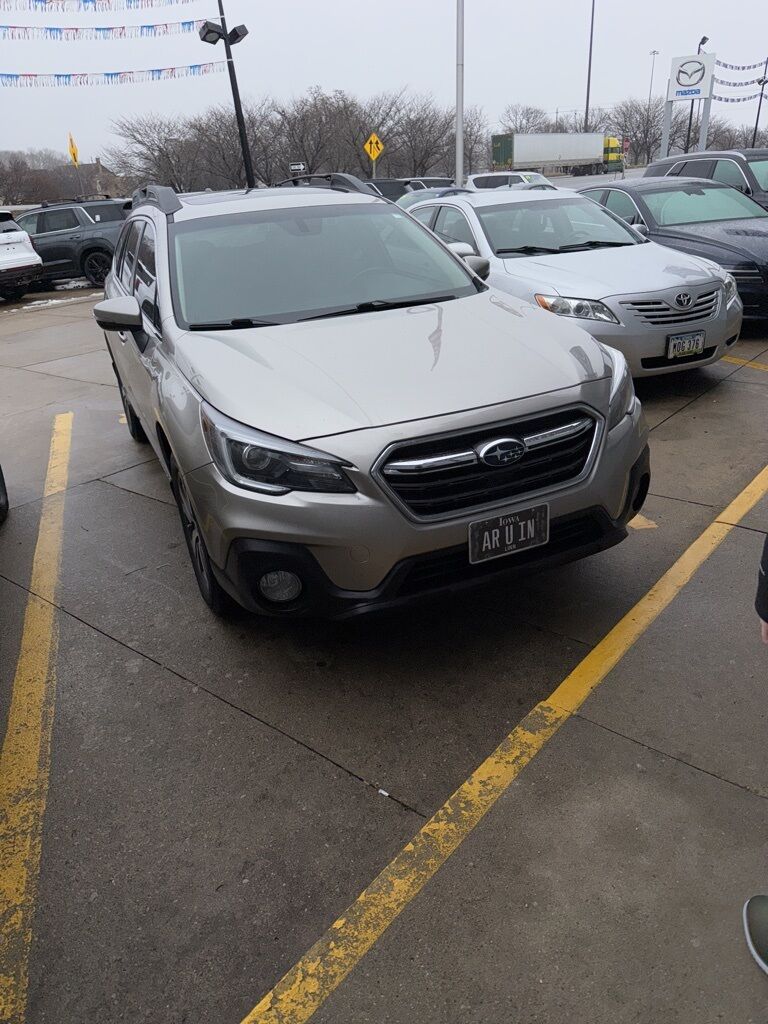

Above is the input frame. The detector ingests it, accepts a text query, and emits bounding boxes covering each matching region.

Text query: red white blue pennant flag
[0,0,197,11]
[0,61,226,85]
[0,19,205,37]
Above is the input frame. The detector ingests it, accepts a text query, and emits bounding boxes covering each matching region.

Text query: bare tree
[499,104,551,134]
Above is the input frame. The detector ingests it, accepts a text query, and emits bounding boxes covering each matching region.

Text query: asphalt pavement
[1,290,767,1023]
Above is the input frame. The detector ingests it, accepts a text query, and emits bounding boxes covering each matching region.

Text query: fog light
[258,570,302,603]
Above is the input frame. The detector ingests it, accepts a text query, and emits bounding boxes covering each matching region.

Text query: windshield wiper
[298,295,458,322]
[188,317,281,330]
[495,245,562,255]
[557,240,634,251]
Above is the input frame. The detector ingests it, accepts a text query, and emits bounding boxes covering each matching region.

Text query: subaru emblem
[476,437,527,468]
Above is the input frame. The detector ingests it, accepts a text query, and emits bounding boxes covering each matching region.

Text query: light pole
[647,49,659,109]
[584,0,596,132]
[455,0,464,186]
[199,0,255,189]
[752,62,768,147]
[684,35,708,153]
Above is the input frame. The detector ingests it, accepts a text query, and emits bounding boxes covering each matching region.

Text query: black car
[643,149,768,211]
[580,177,768,318]
[370,177,454,200]
[16,197,128,287]
[0,465,8,525]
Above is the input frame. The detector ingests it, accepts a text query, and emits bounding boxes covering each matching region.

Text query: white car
[408,189,743,376]
[465,171,554,191]
[0,211,42,302]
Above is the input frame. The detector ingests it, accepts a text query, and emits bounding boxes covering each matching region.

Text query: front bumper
[591,294,743,376]
[0,260,43,290]
[184,393,649,617]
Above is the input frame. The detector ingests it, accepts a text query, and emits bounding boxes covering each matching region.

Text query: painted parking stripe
[241,462,768,1024]
[0,413,73,1023]
[722,354,768,373]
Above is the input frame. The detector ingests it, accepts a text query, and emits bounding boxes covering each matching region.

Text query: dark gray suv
[16,198,128,287]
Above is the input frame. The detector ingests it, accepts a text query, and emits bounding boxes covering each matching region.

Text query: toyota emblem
[476,437,527,468]
[675,292,693,308]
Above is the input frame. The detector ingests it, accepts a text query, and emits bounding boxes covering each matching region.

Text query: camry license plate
[468,504,549,565]
[667,331,705,359]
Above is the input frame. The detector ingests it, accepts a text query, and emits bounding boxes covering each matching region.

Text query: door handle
[68,234,82,240]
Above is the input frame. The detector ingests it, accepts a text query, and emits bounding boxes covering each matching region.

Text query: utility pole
[648,50,659,109]
[752,59,768,148]
[584,0,596,132]
[455,0,464,186]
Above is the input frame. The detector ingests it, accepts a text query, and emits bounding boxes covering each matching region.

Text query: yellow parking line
[241,462,768,1024]
[0,413,73,1023]
[722,354,768,373]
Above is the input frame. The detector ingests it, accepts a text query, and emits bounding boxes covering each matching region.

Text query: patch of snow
[54,278,94,291]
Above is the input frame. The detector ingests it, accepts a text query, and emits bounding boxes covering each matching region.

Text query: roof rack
[273,172,378,196]
[131,183,183,216]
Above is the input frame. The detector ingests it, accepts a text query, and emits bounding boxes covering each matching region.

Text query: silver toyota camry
[407,189,743,376]
[93,180,649,618]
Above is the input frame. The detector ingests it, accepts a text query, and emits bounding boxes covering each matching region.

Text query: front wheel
[82,250,112,287]
[0,286,27,302]
[171,463,237,618]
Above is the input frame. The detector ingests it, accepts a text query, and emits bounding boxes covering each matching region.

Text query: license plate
[468,504,549,565]
[667,330,705,359]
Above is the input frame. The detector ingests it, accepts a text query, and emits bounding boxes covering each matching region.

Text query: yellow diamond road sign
[364,132,384,161]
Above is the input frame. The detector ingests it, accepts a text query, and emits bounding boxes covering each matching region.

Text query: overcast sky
[4,0,766,160]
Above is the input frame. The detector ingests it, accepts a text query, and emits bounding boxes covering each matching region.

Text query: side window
[605,190,640,223]
[679,159,714,179]
[581,189,607,205]
[85,203,127,224]
[134,223,159,332]
[39,208,80,233]
[410,206,437,228]
[473,175,507,189]
[17,213,38,234]
[434,206,477,252]
[120,221,143,290]
[712,160,749,193]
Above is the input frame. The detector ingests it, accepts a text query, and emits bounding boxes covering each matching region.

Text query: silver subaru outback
[94,177,649,618]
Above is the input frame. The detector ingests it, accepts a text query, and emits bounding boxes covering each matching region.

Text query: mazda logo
[676,60,706,87]
[477,437,527,468]
[675,292,693,308]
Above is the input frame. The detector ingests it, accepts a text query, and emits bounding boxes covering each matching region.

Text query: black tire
[111,362,148,443]
[0,465,8,526]
[82,249,112,287]
[0,286,27,302]
[170,462,237,617]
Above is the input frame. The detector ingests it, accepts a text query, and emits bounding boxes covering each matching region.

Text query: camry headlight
[723,272,738,306]
[201,402,356,494]
[535,294,619,324]
[605,347,636,431]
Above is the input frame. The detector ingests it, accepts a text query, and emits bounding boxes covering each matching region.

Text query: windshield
[170,203,478,327]
[747,157,768,191]
[643,184,768,225]
[475,196,639,256]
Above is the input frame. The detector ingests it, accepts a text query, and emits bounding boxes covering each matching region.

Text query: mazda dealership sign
[667,53,715,102]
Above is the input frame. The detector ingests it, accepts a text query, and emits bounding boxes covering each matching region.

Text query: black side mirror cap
[464,255,491,281]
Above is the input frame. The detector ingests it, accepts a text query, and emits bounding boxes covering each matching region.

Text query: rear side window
[473,175,509,189]
[434,206,477,251]
[85,203,127,224]
[120,221,143,290]
[410,206,437,228]
[39,208,80,233]
[677,159,714,179]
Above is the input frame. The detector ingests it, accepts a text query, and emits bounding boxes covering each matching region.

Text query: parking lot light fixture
[199,0,255,189]
[752,63,768,148]
[684,35,709,152]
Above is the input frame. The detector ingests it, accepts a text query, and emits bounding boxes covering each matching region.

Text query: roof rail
[273,172,378,196]
[131,183,183,216]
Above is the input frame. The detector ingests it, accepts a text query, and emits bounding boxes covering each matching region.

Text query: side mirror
[633,223,649,237]
[93,296,142,333]
[447,241,476,258]
[464,255,491,281]
[744,895,768,975]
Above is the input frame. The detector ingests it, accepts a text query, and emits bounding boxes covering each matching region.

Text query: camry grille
[621,289,720,326]
[376,409,600,520]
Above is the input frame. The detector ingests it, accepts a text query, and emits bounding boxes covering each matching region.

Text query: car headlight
[723,272,738,306]
[535,294,619,324]
[201,402,356,495]
[605,347,636,431]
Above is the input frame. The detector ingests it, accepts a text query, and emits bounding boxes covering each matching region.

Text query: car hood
[654,218,768,262]
[172,291,607,441]
[501,240,722,297]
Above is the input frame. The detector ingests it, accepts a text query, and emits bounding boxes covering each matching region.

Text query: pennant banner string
[713,92,763,103]
[713,75,763,87]
[0,60,226,86]
[0,19,205,38]
[715,58,767,71]
[0,0,198,12]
